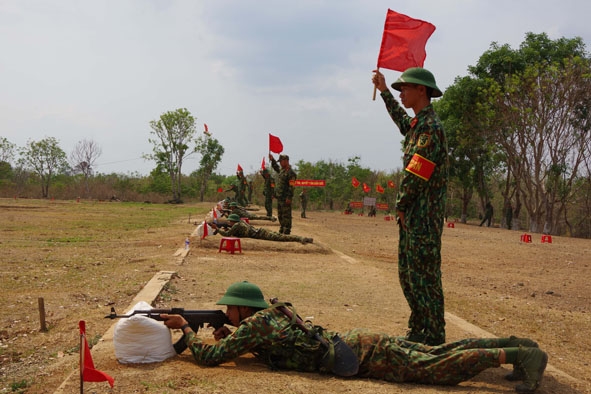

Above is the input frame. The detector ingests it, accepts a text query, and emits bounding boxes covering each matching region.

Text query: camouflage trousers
[340,329,503,384]
[276,200,292,234]
[398,223,445,345]
[253,228,304,243]
[264,195,273,217]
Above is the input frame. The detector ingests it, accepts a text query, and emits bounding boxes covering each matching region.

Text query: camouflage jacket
[380,90,448,232]
[270,159,296,201]
[184,304,332,372]
[216,221,257,238]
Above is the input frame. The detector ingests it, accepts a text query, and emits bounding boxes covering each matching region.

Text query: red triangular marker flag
[269,133,283,154]
[362,183,371,193]
[237,164,243,172]
[261,156,266,170]
[351,177,360,188]
[202,220,208,239]
[377,9,435,71]
[79,321,114,388]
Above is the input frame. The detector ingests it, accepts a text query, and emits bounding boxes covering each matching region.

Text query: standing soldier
[236,165,249,207]
[260,168,275,217]
[372,67,449,346]
[299,189,308,218]
[269,153,297,234]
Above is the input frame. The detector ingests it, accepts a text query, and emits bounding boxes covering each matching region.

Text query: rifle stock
[105,307,230,354]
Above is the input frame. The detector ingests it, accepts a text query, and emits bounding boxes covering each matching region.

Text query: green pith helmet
[391,67,443,98]
[229,202,239,207]
[227,213,241,222]
[216,281,269,309]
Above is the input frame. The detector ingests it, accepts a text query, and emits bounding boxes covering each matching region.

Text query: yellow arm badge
[417,133,431,148]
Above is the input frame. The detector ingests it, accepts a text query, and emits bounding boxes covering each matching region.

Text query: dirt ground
[1,199,590,393]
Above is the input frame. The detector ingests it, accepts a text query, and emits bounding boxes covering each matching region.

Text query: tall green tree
[146,108,198,203]
[194,135,224,202]
[482,33,590,233]
[18,137,69,198]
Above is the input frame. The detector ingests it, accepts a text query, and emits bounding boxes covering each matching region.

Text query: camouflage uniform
[379,89,448,345]
[216,221,310,244]
[261,169,275,217]
[270,157,297,234]
[236,172,249,207]
[184,304,507,384]
[231,206,276,222]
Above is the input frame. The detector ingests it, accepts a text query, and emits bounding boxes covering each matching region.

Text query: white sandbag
[192,222,213,238]
[113,301,177,363]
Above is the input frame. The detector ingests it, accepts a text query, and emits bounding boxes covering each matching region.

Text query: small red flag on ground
[362,183,371,193]
[202,220,208,239]
[269,133,283,154]
[376,9,435,71]
[376,184,385,194]
[79,321,114,389]
[351,177,360,188]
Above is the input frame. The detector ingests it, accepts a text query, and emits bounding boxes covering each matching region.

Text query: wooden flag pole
[79,326,84,394]
[372,68,379,101]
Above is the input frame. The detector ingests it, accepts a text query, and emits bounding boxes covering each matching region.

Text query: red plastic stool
[218,237,242,254]
[520,233,532,243]
[541,235,553,243]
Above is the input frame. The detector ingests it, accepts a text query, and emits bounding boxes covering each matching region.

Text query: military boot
[514,347,548,393]
[504,337,539,381]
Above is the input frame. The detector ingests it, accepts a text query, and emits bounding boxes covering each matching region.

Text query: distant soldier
[480,202,494,227]
[269,154,297,234]
[228,202,276,222]
[299,189,308,218]
[212,214,312,244]
[260,168,275,217]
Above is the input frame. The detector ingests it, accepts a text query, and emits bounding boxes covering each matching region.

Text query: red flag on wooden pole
[373,9,435,100]
[362,183,371,193]
[351,177,360,188]
[269,133,283,154]
[79,321,114,391]
[377,9,435,71]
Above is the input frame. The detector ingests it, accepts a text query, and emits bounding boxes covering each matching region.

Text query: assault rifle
[105,307,230,354]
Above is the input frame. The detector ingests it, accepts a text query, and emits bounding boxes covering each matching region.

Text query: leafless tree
[70,139,102,197]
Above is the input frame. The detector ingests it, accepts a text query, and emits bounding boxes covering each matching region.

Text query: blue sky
[1,0,590,176]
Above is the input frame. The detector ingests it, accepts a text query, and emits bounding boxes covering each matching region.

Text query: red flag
[376,184,385,194]
[217,186,223,193]
[387,180,396,188]
[236,164,243,172]
[362,183,370,193]
[79,321,114,388]
[376,9,435,71]
[261,156,266,170]
[202,220,208,239]
[351,177,360,188]
[269,133,283,154]
[212,208,218,219]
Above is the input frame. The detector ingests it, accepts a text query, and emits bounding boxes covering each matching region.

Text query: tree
[194,135,224,202]
[18,137,69,198]
[483,34,591,234]
[0,137,16,164]
[70,139,102,197]
[146,108,199,203]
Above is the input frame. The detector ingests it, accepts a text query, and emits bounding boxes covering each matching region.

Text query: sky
[1,0,590,177]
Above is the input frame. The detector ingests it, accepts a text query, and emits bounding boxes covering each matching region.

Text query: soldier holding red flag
[372,67,449,347]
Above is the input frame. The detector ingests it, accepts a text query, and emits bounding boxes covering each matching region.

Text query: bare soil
[1,199,590,393]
